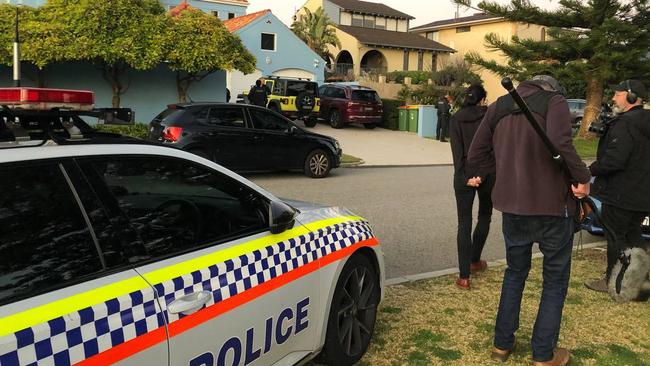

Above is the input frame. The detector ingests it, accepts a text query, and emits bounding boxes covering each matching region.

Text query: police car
[0,88,384,366]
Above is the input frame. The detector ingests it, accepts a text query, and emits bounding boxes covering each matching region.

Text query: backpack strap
[489,89,559,133]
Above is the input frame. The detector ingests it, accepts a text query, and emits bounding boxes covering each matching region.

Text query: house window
[261,33,276,51]
[228,12,236,19]
[403,50,409,71]
[352,14,363,27]
[432,53,438,71]
[340,12,352,26]
[426,31,439,41]
[397,19,408,32]
[541,27,546,41]
[375,17,386,30]
[456,26,471,33]
[363,15,375,28]
[417,51,424,71]
[211,10,219,17]
[386,18,397,31]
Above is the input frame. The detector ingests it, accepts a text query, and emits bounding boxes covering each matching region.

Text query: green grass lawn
[573,137,599,159]
[341,153,363,165]
[349,248,650,366]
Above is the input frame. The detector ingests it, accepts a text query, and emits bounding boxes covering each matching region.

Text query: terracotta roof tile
[223,9,271,32]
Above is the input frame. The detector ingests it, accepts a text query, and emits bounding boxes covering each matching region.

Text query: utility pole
[12,2,21,87]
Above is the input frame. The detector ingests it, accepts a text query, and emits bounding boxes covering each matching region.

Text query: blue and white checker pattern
[0,290,163,366]
[0,219,373,366]
[155,220,374,323]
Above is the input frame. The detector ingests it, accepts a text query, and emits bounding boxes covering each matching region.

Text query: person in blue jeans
[467,75,591,366]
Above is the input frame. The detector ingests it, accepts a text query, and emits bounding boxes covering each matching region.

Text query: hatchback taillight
[162,126,183,142]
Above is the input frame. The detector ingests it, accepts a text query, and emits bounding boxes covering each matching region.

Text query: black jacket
[450,105,493,187]
[437,99,451,119]
[590,105,650,212]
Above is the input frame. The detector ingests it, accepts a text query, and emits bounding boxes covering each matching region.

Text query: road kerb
[386,240,607,286]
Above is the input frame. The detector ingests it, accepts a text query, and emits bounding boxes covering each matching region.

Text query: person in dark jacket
[436,95,451,142]
[584,80,650,293]
[248,79,271,107]
[450,84,494,290]
[468,76,591,366]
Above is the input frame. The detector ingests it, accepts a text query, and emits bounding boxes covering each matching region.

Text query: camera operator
[585,80,650,293]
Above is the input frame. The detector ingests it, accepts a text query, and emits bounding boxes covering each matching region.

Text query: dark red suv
[318,84,383,129]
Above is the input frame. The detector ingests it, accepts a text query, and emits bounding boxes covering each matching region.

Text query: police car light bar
[0,87,95,111]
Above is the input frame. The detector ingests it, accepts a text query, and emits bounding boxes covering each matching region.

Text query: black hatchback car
[148,103,342,178]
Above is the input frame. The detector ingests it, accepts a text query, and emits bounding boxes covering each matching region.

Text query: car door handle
[253,135,264,141]
[167,291,212,315]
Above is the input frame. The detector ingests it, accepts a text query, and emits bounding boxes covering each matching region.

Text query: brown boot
[491,338,516,362]
[532,348,571,366]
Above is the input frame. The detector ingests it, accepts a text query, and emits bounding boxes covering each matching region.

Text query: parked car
[318,84,383,129]
[581,195,650,240]
[567,98,586,136]
[148,103,341,178]
[0,86,384,366]
[240,76,321,127]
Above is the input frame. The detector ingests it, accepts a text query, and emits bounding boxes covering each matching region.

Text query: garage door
[227,69,263,99]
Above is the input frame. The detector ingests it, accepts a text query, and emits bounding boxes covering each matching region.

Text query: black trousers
[600,203,647,280]
[455,174,494,278]
[437,115,449,140]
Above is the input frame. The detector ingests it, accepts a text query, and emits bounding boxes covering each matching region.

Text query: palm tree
[291,7,341,64]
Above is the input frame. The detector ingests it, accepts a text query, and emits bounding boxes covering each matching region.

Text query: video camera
[588,103,616,137]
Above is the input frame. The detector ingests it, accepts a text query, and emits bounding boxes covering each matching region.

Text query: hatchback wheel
[329,110,344,129]
[317,255,379,366]
[304,149,331,178]
[363,123,376,129]
[303,116,317,128]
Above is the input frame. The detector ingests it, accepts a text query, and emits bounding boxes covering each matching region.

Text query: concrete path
[305,122,453,166]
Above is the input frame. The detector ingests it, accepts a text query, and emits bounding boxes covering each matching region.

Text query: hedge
[93,123,150,139]
[381,98,403,130]
[387,71,431,85]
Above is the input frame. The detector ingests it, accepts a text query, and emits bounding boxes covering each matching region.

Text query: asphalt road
[246,166,602,280]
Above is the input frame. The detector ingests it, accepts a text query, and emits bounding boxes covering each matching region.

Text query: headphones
[626,80,638,104]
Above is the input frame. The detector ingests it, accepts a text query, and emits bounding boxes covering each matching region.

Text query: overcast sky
[247,0,559,27]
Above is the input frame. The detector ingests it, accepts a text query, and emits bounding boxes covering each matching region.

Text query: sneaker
[532,348,571,366]
[585,278,608,293]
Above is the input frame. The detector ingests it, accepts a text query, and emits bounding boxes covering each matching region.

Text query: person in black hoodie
[585,80,650,293]
[450,84,495,289]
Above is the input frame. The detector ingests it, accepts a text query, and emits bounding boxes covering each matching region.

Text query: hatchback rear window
[153,108,183,122]
[352,90,381,102]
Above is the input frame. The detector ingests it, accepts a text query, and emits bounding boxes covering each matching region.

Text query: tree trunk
[176,72,189,103]
[577,76,604,139]
[101,63,126,108]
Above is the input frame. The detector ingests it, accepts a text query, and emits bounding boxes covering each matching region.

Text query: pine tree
[454,0,650,138]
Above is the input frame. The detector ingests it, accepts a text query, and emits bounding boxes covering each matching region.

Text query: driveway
[305,122,453,166]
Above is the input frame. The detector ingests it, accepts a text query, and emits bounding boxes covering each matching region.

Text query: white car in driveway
[0,87,384,366]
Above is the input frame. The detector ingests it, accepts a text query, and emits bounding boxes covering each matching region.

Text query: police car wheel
[319,254,379,365]
[304,149,331,178]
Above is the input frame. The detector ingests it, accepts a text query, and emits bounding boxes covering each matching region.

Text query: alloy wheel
[336,267,377,357]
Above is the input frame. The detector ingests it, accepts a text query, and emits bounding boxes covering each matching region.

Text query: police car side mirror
[269,200,297,234]
[97,108,134,125]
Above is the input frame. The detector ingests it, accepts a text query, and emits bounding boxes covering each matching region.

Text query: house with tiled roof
[161,0,248,21]
[410,13,547,99]
[223,10,326,98]
[298,0,456,81]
